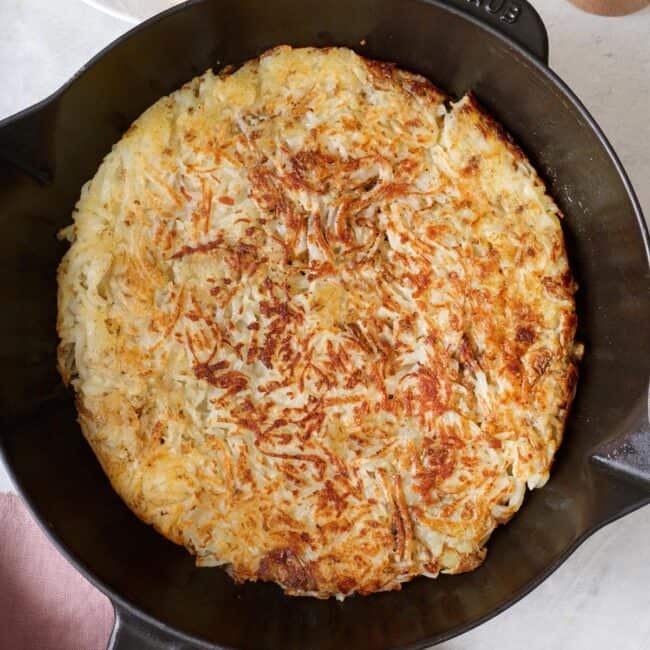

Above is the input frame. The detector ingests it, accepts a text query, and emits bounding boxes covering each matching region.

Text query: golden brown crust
[57,46,579,599]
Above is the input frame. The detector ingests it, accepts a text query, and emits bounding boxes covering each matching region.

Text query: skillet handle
[108,605,189,650]
[0,100,56,185]
[442,0,549,64]
[591,384,650,490]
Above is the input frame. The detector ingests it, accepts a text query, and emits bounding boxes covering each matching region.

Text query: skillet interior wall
[0,1,648,648]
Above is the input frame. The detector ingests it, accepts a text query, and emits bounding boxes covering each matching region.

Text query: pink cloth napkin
[0,493,114,650]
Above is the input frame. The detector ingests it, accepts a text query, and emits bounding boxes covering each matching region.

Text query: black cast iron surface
[0,1,649,648]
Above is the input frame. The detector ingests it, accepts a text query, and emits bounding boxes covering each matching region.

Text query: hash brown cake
[57,46,581,598]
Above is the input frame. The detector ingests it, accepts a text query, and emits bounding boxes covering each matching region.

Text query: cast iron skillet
[0,0,649,648]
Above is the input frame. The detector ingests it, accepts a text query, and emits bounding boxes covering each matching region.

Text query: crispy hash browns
[57,46,582,598]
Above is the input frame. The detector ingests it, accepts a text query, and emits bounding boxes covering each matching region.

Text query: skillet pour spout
[1,0,649,648]
[591,385,650,490]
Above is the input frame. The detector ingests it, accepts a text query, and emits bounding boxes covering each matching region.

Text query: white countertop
[1,1,649,648]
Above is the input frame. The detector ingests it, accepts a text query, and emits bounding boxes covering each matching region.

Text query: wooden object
[568,0,650,15]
